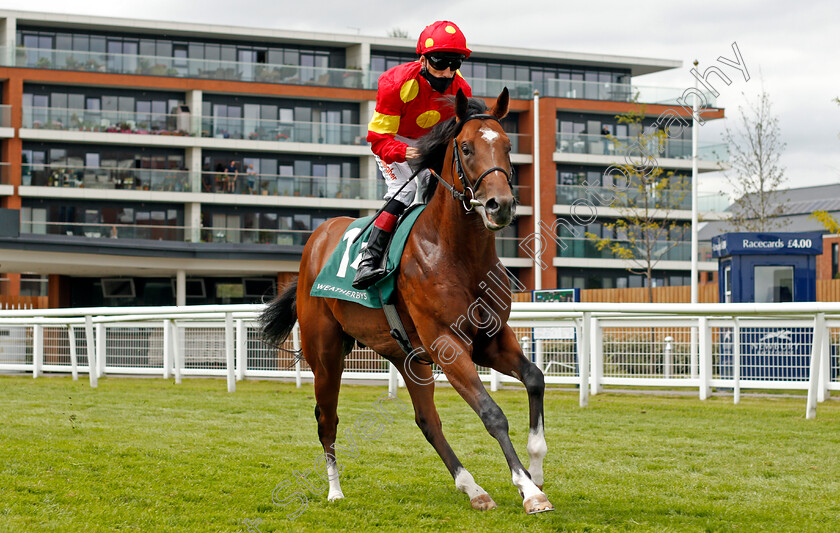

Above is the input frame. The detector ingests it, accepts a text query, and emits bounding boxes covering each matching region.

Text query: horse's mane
[412,96,490,203]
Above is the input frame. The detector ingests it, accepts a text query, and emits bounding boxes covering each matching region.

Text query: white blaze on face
[479,126,500,145]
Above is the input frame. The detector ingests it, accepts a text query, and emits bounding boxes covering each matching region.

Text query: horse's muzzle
[481,196,515,230]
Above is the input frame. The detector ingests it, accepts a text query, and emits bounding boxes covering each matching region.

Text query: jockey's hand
[405,147,420,160]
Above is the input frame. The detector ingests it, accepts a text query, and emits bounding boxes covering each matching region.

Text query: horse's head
[453,88,515,231]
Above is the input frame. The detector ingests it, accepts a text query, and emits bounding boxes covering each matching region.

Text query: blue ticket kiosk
[711,232,822,380]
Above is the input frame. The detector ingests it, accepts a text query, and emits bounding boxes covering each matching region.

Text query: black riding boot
[352,225,394,290]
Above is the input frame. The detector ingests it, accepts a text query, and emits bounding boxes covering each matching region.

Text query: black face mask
[421,67,455,94]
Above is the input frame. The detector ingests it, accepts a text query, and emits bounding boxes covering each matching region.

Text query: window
[724,265,732,303]
[754,265,793,303]
[833,243,839,279]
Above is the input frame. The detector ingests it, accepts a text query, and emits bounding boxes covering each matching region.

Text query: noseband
[432,113,512,212]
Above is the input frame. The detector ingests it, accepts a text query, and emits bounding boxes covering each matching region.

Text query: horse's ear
[490,87,510,120]
[455,89,469,121]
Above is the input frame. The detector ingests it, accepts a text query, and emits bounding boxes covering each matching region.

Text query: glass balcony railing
[507,133,530,154]
[200,171,385,200]
[22,106,195,135]
[0,105,11,127]
[540,79,717,107]
[19,220,314,246]
[20,164,386,200]
[201,226,312,246]
[23,165,193,192]
[555,185,731,213]
[495,236,522,258]
[10,47,368,89]
[557,238,698,262]
[555,184,691,210]
[200,117,367,145]
[555,133,727,162]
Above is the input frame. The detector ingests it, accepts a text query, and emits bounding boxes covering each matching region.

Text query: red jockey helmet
[416,21,471,58]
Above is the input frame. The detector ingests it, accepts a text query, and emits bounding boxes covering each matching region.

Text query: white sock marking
[454,468,488,499]
[512,468,543,501]
[526,417,547,486]
[326,462,344,501]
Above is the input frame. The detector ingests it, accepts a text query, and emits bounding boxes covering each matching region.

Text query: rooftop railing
[10,47,369,89]
[9,46,720,107]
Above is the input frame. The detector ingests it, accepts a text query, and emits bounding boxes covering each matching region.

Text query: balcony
[541,80,717,107]
[20,164,386,201]
[23,165,193,192]
[555,133,727,163]
[0,163,11,195]
[19,220,313,246]
[555,185,731,214]
[22,106,195,136]
[200,117,366,145]
[9,47,369,89]
[556,238,714,263]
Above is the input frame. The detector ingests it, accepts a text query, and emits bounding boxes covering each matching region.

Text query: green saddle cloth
[310,205,426,309]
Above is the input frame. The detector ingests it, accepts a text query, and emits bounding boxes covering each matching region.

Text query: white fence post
[235,319,246,382]
[85,316,97,389]
[806,313,825,420]
[163,320,172,380]
[95,323,106,378]
[173,322,182,385]
[733,318,741,405]
[818,324,830,402]
[663,335,673,380]
[698,317,711,400]
[490,369,500,392]
[579,312,591,408]
[33,324,43,379]
[292,322,302,389]
[690,326,698,379]
[225,312,235,393]
[535,339,544,374]
[389,362,399,397]
[591,317,602,395]
[68,325,78,381]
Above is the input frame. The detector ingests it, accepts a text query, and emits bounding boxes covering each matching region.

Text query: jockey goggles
[426,53,465,72]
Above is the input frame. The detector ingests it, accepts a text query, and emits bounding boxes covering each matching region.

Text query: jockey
[353,20,473,290]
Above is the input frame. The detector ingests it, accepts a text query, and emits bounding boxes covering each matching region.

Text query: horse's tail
[260,279,298,348]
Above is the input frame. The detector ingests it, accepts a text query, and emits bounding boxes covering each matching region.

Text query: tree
[722,88,787,231]
[586,103,690,302]
[387,28,410,39]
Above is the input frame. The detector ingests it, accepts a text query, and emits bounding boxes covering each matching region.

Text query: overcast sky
[4,0,839,197]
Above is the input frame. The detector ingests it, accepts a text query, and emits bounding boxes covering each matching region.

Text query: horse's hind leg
[397,357,497,510]
[301,313,353,502]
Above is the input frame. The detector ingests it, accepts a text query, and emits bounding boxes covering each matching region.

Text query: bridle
[431,113,512,212]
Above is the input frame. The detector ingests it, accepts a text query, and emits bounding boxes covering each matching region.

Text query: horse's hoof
[523,493,554,514]
[327,491,345,502]
[537,484,544,491]
[470,493,497,511]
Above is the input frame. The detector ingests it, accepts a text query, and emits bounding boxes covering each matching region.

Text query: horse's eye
[461,142,471,155]
[504,144,512,153]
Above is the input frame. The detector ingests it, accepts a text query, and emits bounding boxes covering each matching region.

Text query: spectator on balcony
[225,160,239,193]
[246,163,257,194]
[353,20,472,290]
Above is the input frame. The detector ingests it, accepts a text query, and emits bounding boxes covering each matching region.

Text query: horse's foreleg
[436,353,553,514]
[397,358,497,510]
[479,327,548,489]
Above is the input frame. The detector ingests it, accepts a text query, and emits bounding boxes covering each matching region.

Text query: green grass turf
[1,375,839,532]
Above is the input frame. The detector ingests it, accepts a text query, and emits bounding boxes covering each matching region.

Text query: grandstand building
[0,10,725,307]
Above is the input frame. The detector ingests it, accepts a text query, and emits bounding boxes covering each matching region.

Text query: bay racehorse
[261,88,553,514]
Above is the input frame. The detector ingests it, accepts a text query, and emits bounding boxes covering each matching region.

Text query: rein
[430,113,512,212]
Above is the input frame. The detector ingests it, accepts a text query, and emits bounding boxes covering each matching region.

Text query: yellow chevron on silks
[369,112,400,134]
